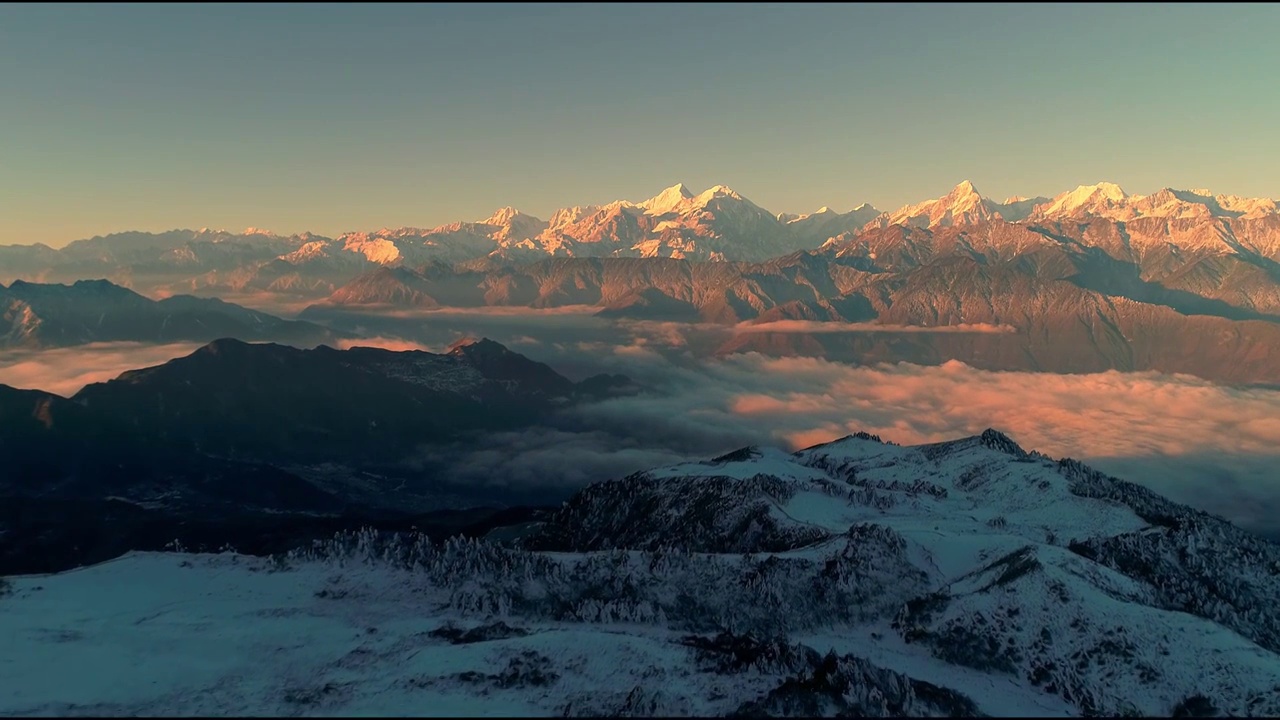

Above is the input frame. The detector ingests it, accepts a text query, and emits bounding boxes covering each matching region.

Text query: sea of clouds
[4,316,1279,539]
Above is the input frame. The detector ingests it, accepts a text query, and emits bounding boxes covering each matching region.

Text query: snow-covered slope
[0,550,983,717]
[501,183,803,262]
[3,429,1278,717]
[863,181,1052,231]
[235,180,1280,288]
[866,181,1279,230]
[1031,184,1280,222]
[786,204,882,247]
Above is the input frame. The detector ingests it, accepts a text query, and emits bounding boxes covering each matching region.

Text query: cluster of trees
[282,524,925,636]
[1059,457,1280,654]
[522,472,831,554]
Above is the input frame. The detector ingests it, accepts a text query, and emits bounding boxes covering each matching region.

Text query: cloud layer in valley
[443,341,1280,539]
[0,342,205,397]
[5,316,1279,540]
[333,336,435,352]
[733,321,1017,334]
[299,310,1280,538]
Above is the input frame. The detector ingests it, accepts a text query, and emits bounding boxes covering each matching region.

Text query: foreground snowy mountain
[3,429,1278,717]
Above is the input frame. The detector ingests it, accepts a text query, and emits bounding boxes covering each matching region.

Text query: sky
[2,2,1278,247]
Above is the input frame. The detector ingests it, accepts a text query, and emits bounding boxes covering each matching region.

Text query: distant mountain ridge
[9,182,1280,385]
[302,210,1280,385]
[3,181,1276,299]
[0,278,344,349]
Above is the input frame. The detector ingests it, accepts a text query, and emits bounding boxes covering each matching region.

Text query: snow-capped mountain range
[301,203,1280,386]
[2,181,1277,300]
[3,428,1278,717]
[863,180,1278,231]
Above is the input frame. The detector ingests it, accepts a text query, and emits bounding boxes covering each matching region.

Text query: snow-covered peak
[1216,194,1280,217]
[279,240,334,264]
[242,227,277,237]
[692,184,748,206]
[641,183,696,215]
[942,181,986,212]
[1029,182,1280,222]
[874,180,996,229]
[341,236,402,264]
[481,206,538,227]
[790,206,839,223]
[1036,182,1129,219]
[785,203,884,243]
[547,205,600,230]
[1157,189,1280,219]
[1080,181,1127,201]
[348,227,434,240]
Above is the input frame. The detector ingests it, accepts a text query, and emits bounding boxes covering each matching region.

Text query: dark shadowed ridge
[7,336,638,479]
[67,337,593,464]
[446,336,577,396]
[0,338,634,573]
[0,278,345,349]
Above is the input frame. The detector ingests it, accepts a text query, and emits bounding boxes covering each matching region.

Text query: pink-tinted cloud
[369,305,602,320]
[182,304,1280,537]
[559,352,1280,536]
[334,336,434,352]
[719,357,1280,460]
[0,342,204,397]
[733,320,1017,334]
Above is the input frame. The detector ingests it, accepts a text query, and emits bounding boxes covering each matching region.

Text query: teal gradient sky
[2,2,1278,247]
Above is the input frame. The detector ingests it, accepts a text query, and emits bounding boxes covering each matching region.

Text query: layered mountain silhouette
[304,212,1280,385]
[0,338,635,572]
[7,336,627,472]
[0,335,634,571]
[6,181,1280,384]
